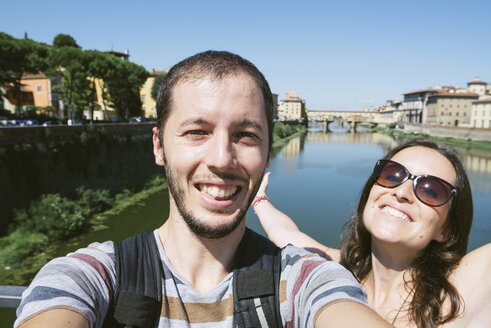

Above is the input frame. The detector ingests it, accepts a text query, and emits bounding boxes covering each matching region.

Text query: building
[17,74,51,108]
[471,98,491,128]
[104,49,130,61]
[2,72,64,116]
[85,50,134,121]
[139,69,169,119]
[277,91,307,121]
[402,89,440,124]
[426,92,479,127]
[467,77,488,97]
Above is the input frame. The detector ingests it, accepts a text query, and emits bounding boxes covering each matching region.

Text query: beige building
[278,91,307,121]
[471,98,491,128]
[426,92,479,127]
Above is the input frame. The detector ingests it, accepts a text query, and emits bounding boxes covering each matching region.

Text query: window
[441,112,444,115]
[464,112,467,116]
[36,85,42,93]
[456,112,459,116]
[141,95,145,103]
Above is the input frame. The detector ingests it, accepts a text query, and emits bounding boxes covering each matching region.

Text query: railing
[0,285,26,308]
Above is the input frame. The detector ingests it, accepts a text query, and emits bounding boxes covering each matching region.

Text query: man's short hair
[156,50,274,151]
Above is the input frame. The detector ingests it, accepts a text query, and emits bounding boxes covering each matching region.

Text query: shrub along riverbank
[0,175,167,285]
[0,125,161,234]
[272,122,307,146]
[0,122,306,285]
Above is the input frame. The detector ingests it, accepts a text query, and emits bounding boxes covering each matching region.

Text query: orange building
[20,73,52,108]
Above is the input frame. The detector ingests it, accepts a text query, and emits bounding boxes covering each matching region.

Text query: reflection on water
[280,131,491,194]
[248,131,491,252]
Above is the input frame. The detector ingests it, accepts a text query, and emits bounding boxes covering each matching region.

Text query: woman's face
[363,146,457,251]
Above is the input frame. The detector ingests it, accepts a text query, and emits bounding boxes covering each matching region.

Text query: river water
[3,131,491,325]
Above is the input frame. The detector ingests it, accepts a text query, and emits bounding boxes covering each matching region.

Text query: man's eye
[236,132,259,142]
[185,130,207,136]
[183,130,208,140]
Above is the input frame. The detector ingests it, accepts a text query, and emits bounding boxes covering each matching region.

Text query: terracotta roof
[467,79,487,85]
[149,68,170,76]
[21,73,48,79]
[403,89,440,95]
[472,98,491,103]
[428,92,479,98]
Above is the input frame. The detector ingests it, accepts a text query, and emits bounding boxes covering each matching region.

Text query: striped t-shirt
[15,230,367,328]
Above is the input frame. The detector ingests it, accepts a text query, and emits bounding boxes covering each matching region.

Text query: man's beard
[164,163,262,239]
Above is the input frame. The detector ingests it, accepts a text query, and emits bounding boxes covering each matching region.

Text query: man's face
[153,73,270,239]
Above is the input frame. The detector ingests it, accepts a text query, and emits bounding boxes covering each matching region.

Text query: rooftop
[472,98,491,104]
[467,77,487,85]
[403,89,440,95]
[428,92,479,98]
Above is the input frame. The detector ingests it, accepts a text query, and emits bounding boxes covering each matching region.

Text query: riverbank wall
[0,124,161,234]
[403,123,491,142]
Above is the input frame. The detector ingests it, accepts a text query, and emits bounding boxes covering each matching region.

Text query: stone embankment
[404,124,491,142]
[0,122,155,145]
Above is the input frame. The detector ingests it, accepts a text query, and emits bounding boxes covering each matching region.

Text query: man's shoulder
[279,244,361,283]
[15,240,117,328]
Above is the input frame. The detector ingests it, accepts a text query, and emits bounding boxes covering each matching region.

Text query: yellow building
[140,69,169,119]
[84,77,117,121]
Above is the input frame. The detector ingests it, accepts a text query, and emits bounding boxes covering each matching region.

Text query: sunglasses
[373,160,456,207]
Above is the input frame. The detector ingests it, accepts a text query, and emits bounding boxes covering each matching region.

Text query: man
[15,51,390,327]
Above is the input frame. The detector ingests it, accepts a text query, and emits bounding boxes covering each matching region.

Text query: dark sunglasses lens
[415,176,452,206]
[376,162,406,187]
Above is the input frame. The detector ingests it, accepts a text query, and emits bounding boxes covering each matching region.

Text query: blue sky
[2,0,490,110]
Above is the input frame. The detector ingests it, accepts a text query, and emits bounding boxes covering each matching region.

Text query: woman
[253,139,490,327]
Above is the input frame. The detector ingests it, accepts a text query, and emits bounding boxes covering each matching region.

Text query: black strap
[233,228,283,328]
[104,230,163,328]
[105,228,282,328]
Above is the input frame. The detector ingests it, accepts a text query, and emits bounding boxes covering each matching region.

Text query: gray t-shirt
[15,230,367,327]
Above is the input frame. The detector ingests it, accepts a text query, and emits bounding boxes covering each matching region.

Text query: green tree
[53,33,80,49]
[84,50,119,121]
[0,32,49,114]
[105,60,148,119]
[50,47,91,120]
[151,73,167,101]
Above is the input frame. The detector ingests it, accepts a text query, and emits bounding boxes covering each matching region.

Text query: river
[3,131,491,325]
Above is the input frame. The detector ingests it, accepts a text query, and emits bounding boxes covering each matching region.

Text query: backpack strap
[233,228,283,328]
[104,230,163,328]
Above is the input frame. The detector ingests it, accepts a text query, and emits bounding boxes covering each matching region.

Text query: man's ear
[152,127,165,167]
[266,159,271,169]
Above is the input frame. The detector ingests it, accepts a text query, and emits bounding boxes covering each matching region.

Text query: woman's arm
[253,172,340,261]
[445,243,491,327]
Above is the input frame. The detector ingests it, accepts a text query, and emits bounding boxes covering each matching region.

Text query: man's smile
[196,184,241,200]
